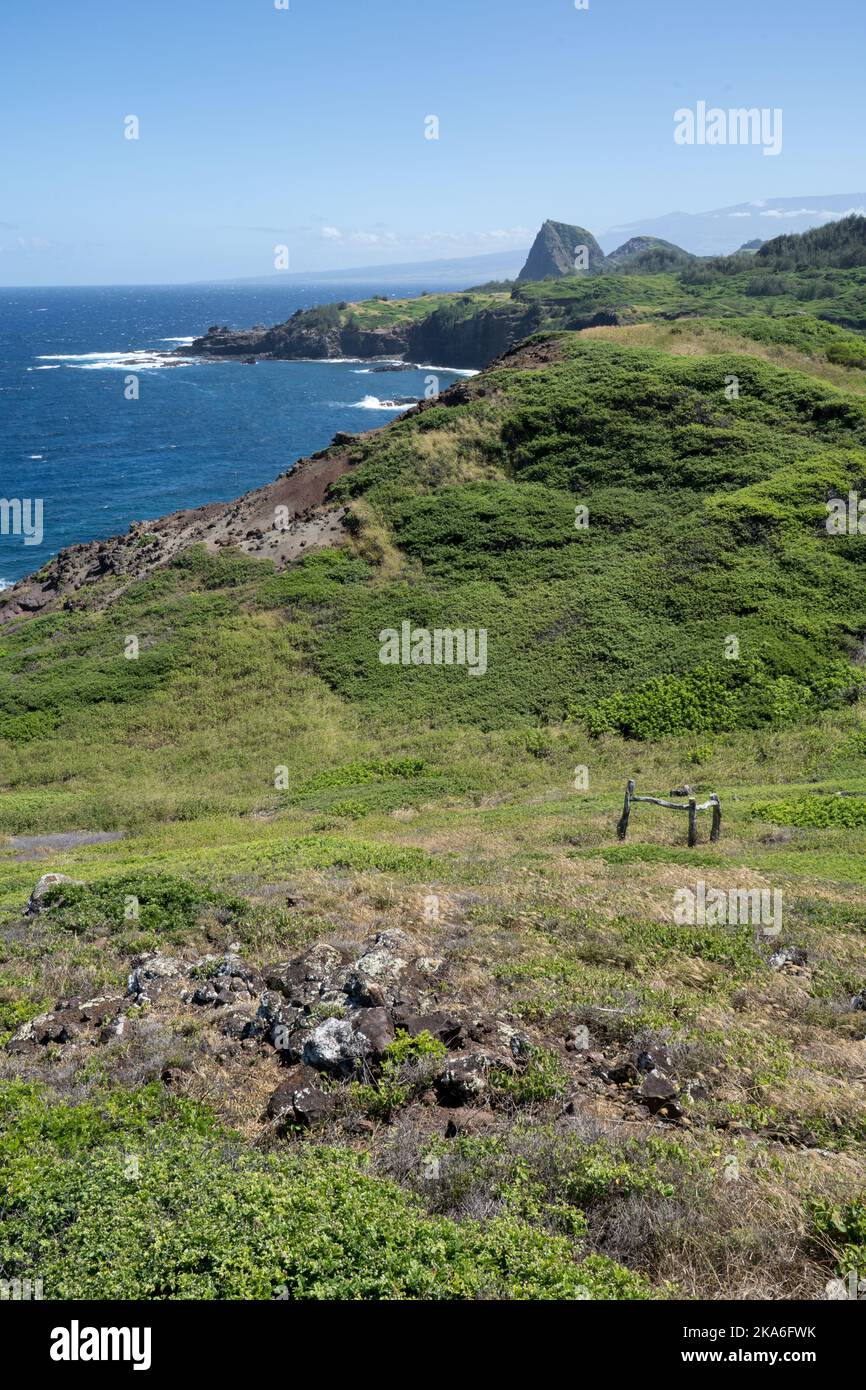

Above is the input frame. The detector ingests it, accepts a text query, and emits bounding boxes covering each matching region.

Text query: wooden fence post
[687,797,698,847]
[617,779,635,841]
[710,794,721,843]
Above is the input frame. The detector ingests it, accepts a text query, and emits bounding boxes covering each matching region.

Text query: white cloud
[0,234,54,254]
[350,231,392,244]
[314,225,531,254]
[759,205,866,220]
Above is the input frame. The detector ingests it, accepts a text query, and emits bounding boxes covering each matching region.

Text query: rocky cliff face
[405,305,531,368]
[180,296,623,371]
[516,219,605,280]
[181,319,409,362]
[180,304,537,371]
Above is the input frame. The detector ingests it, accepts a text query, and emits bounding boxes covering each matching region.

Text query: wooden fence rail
[616,779,721,846]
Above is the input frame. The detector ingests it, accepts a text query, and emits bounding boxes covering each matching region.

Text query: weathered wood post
[710,794,721,843]
[617,779,635,841]
[687,797,698,847]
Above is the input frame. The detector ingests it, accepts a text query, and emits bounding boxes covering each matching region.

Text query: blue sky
[1,0,864,284]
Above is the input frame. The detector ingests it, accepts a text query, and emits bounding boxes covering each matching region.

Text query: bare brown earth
[0,442,356,625]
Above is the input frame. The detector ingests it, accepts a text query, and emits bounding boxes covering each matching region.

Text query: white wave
[36,349,193,370]
[0,578,13,591]
[351,395,416,411]
[353,368,372,374]
[75,361,193,371]
[29,365,61,370]
[160,336,195,344]
[412,363,480,376]
[29,454,44,460]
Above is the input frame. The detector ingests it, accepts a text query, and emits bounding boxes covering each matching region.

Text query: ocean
[0,281,474,587]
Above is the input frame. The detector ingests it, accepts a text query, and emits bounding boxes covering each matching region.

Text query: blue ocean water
[0,282,473,586]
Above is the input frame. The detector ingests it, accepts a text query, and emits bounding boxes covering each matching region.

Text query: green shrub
[577,660,862,741]
[809,1195,866,1275]
[42,872,246,939]
[751,795,866,829]
[491,1047,568,1105]
[0,1082,653,1300]
[296,757,428,793]
[352,1029,447,1119]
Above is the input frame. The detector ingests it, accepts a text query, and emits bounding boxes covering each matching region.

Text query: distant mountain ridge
[206,248,528,289]
[193,195,866,292]
[600,192,866,257]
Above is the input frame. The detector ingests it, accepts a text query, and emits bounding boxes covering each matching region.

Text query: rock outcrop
[603,236,694,274]
[7,871,711,1136]
[179,301,536,372]
[516,219,605,280]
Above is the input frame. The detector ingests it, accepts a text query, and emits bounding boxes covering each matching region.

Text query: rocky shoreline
[176,301,621,372]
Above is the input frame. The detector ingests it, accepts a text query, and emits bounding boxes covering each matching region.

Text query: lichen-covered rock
[219,1007,260,1040]
[266,1063,322,1118]
[127,954,181,1004]
[291,1084,336,1128]
[769,946,808,972]
[345,930,418,1006]
[434,1052,498,1107]
[26,872,83,916]
[6,993,125,1052]
[78,995,125,1026]
[263,943,348,1007]
[303,1016,370,1076]
[266,1064,336,1129]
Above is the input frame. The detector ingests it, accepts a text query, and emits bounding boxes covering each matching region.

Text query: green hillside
[4,221,866,1302]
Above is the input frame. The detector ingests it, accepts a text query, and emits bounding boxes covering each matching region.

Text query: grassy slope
[307,261,866,339]
[2,316,866,1299]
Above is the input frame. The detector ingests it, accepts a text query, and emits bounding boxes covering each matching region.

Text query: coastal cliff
[179,296,619,370]
[178,301,532,370]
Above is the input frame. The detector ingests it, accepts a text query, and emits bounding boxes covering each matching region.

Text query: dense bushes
[578,660,864,741]
[42,872,246,940]
[755,215,866,271]
[0,1083,653,1300]
[751,795,866,830]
